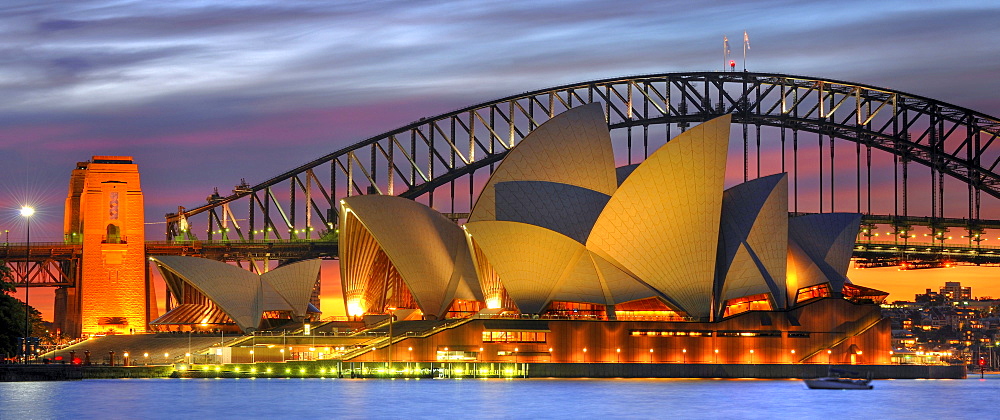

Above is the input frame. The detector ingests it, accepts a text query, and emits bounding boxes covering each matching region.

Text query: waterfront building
[336,104,892,365]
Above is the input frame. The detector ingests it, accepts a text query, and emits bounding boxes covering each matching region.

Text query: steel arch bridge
[164,71,1000,268]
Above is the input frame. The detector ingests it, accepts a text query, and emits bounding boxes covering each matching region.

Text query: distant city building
[915,281,973,304]
[940,281,972,301]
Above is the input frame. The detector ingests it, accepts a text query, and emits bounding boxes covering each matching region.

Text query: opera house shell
[149,256,322,332]
[339,103,891,364]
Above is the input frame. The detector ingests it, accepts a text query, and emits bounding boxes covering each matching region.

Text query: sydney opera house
[336,104,891,365]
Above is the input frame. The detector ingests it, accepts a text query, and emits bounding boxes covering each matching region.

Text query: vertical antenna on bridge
[830,91,836,213]
[723,36,731,71]
[743,31,750,71]
[743,78,749,182]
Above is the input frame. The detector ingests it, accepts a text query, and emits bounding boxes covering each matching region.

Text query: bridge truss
[164,71,1000,268]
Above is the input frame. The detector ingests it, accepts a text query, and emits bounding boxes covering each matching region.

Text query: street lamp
[387,307,396,374]
[616,348,621,363]
[20,206,34,364]
[682,349,687,363]
[714,349,719,364]
[649,348,654,363]
[749,349,755,364]
[250,349,255,363]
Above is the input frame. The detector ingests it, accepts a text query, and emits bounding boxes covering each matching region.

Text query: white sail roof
[587,115,732,319]
[787,213,862,293]
[465,221,585,314]
[152,256,262,332]
[494,180,610,243]
[716,174,789,309]
[465,220,658,313]
[340,195,482,318]
[469,103,617,222]
[151,256,323,332]
[262,259,321,318]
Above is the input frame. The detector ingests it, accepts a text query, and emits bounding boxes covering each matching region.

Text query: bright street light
[20,206,34,364]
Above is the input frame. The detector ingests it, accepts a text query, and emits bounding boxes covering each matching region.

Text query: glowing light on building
[485,297,502,309]
[347,298,366,317]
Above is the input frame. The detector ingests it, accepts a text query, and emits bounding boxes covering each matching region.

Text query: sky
[1,0,1000,321]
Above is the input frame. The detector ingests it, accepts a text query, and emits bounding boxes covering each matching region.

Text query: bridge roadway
[1,239,998,288]
[853,241,1000,268]
[0,240,339,287]
[3,239,997,267]
[0,240,338,262]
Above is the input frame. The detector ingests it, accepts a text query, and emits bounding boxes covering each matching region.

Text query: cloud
[1,0,999,247]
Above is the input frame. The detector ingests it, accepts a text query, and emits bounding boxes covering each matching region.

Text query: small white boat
[804,369,873,390]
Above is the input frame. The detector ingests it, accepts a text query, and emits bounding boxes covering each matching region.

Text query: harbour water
[2,375,997,419]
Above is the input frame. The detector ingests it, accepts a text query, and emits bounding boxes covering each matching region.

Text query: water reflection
[1,376,997,419]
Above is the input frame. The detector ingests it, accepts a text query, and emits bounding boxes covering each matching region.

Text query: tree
[0,261,12,294]
[0,260,43,360]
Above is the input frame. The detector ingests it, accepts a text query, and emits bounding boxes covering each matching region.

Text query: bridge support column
[53,287,81,338]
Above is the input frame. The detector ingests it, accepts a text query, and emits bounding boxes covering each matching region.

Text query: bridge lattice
[11,71,1000,287]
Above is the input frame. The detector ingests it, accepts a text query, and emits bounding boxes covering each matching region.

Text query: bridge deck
[2,234,998,288]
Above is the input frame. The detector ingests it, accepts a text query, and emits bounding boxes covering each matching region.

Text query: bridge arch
[166,71,1000,255]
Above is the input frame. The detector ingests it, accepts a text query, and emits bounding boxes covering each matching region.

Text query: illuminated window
[482,331,548,343]
[717,331,782,338]
[842,283,889,305]
[542,301,607,320]
[794,284,831,303]
[436,350,476,361]
[614,298,684,321]
[722,293,773,317]
[446,299,485,319]
[629,330,712,337]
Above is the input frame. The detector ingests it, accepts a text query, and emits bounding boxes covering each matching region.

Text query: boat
[804,368,873,390]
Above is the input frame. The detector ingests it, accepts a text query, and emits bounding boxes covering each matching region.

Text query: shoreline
[1,362,968,381]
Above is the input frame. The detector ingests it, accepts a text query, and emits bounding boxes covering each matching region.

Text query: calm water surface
[2,375,997,419]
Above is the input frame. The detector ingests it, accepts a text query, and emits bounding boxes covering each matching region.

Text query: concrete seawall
[525,363,966,379]
[81,366,175,379]
[1,365,174,382]
[2,363,964,381]
[1,365,84,381]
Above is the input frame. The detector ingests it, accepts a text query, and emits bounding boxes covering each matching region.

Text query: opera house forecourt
[337,103,894,367]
